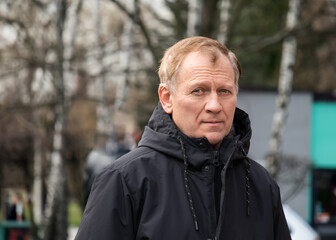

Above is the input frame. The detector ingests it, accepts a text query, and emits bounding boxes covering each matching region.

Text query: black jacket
[75,103,291,240]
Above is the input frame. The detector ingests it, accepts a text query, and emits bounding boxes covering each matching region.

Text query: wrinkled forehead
[174,51,235,89]
[189,45,224,61]
[179,50,231,74]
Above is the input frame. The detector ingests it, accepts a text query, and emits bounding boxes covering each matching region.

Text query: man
[75,36,291,240]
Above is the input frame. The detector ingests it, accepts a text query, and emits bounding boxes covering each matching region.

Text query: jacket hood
[138,102,252,169]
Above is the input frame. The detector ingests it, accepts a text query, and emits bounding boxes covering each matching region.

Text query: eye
[191,88,204,95]
[219,89,230,95]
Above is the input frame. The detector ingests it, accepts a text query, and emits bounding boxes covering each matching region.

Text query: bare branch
[234,0,333,51]
[141,2,173,29]
[0,95,117,114]
[110,0,160,63]
[0,15,25,29]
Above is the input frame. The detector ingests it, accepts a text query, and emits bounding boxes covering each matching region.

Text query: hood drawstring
[178,136,199,232]
[245,157,251,216]
[221,144,251,218]
[178,136,251,232]
[240,144,251,217]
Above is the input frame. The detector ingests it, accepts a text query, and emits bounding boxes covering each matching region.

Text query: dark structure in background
[310,93,336,240]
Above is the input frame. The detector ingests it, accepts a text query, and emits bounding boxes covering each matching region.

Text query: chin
[207,138,223,147]
[206,133,226,147]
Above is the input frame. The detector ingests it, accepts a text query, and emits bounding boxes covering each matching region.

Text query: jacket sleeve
[75,167,136,240]
[272,183,292,240]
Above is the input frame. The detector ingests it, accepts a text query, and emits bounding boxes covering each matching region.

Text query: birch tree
[93,0,135,153]
[217,0,231,44]
[94,0,114,150]
[114,0,134,111]
[42,0,68,239]
[267,0,301,178]
[187,0,201,36]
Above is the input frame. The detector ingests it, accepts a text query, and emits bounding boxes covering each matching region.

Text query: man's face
[160,51,237,149]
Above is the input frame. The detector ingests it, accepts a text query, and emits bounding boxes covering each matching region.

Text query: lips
[202,121,223,126]
[203,119,223,123]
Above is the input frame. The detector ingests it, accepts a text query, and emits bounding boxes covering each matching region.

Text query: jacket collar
[138,102,252,169]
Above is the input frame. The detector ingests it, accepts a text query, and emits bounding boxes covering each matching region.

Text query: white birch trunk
[187,0,202,37]
[43,116,67,240]
[95,0,113,143]
[68,0,83,56]
[32,133,43,225]
[217,0,231,44]
[43,0,68,239]
[114,1,134,110]
[63,0,83,93]
[267,0,301,178]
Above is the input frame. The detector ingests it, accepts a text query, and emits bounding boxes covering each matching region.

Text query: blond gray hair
[158,36,241,93]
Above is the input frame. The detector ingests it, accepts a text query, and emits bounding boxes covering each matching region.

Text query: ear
[158,84,173,114]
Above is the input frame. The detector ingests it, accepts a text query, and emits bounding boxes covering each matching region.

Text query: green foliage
[236,43,283,89]
[68,201,83,227]
[235,0,288,36]
[230,0,290,90]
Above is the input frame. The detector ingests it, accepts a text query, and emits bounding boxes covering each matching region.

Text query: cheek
[174,97,201,113]
[228,102,237,115]
[172,98,203,130]
[223,98,237,119]
[222,95,236,107]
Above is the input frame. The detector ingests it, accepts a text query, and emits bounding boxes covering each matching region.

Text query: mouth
[202,121,223,126]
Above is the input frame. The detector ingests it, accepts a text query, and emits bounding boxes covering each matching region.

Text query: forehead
[177,51,234,81]
[181,50,230,69]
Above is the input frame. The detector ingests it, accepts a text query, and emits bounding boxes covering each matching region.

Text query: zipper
[215,137,239,238]
[211,150,221,238]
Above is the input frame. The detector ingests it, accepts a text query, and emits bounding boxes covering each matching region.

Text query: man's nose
[205,92,222,113]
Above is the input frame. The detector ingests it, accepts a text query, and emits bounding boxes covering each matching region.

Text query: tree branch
[0,15,25,29]
[234,1,333,51]
[110,0,160,64]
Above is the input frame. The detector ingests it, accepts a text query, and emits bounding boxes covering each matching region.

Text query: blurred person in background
[84,131,136,206]
[6,192,25,221]
[75,36,291,240]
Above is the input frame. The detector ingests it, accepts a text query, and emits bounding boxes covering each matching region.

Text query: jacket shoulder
[96,146,160,179]
[115,146,152,164]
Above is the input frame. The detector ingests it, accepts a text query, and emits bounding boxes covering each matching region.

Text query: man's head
[158,36,241,93]
[158,37,241,149]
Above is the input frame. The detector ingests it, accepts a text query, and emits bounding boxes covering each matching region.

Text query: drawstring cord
[178,136,199,232]
[240,145,251,217]
[177,136,251,233]
[245,157,251,216]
